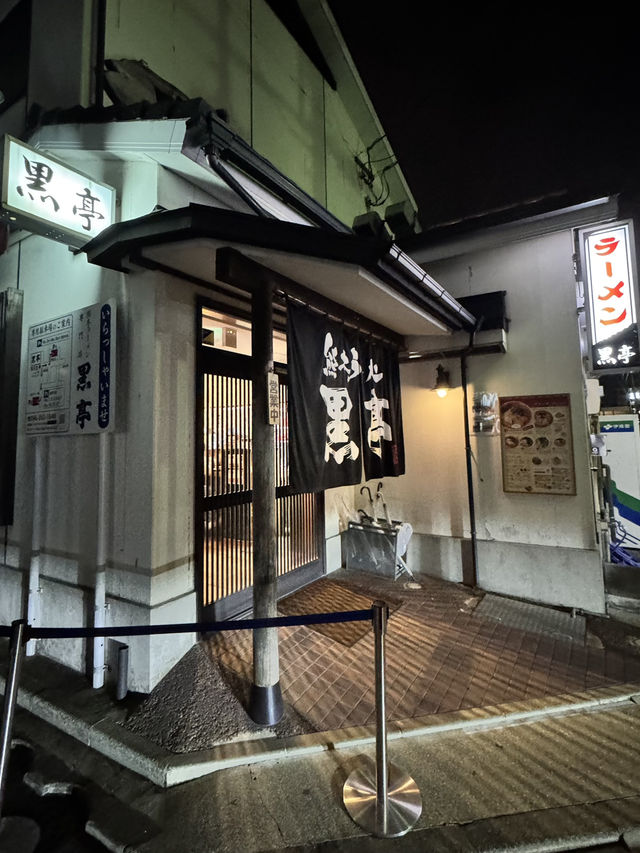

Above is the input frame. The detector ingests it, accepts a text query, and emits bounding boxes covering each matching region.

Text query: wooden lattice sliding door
[196,306,324,620]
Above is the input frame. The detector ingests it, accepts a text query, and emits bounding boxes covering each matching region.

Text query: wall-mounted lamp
[434,364,450,398]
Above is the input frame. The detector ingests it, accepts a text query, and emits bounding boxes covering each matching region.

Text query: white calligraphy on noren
[320,333,392,464]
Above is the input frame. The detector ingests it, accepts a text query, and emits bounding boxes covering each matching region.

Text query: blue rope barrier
[0,608,374,641]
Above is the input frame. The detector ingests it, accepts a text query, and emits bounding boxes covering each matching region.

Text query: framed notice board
[499,394,576,495]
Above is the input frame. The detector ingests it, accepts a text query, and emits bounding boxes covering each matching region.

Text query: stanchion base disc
[343,761,422,838]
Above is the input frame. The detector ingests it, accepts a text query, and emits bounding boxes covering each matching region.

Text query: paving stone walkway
[205,570,640,733]
[473,592,587,642]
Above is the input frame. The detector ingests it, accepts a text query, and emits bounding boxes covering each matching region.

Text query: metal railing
[0,602,421,838]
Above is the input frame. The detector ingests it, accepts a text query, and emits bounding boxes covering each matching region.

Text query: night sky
[327,5,640,235]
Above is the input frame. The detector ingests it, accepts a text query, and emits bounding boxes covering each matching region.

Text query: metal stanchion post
[0,620,27,817]
[343,601,422,837]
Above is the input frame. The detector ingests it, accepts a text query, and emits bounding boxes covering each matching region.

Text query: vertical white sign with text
[582,220,640,374]
[26,300,116,435]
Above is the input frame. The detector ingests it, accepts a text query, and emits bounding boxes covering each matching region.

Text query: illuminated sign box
[579,219,640,375]
[0,134,115,248]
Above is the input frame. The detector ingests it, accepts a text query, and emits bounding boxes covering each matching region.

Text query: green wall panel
[324,86,369,229]
[105,0,252,142]
[251,1,326,207]
[104,0,410,227]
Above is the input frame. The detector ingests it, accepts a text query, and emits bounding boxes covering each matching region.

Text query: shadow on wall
[407,532,465,584]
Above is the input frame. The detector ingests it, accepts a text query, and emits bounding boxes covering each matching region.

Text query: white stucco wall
[324,485,357,572]
[400,229,605,612]
[0,143,364,692]
[0,160,199,692]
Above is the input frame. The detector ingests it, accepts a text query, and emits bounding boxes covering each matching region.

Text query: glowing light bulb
[434,364,450,398]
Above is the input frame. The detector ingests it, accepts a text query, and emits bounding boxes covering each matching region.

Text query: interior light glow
[434,363,450,398]
[2,135,115,246]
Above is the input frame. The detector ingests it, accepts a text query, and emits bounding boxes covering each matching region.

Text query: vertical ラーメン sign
[287,302,404,492]
[26,300,116,435]
[580,220,640,374]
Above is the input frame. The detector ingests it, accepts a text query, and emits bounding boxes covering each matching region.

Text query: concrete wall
[0,159,198,692]
[324,88,373,236]
[396,229,605,612]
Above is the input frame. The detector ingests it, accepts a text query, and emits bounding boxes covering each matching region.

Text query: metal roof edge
[183,105,353,234]
[82,204,475,332]
[26,100,353,234]
[409,196,622,265]
[82,204,381,269]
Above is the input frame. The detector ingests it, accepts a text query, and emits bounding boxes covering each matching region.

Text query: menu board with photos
[499,394,576,495]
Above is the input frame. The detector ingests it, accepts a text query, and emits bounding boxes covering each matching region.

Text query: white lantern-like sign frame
[579,219,640,376]
[1,134,115,248]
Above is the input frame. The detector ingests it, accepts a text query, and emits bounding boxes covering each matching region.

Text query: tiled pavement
[204,569,640,733]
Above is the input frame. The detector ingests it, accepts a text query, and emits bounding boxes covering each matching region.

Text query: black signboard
[359,336,405,480]
[287,302,404,492]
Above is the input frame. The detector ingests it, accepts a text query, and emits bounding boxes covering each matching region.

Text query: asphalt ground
[3,687,640,852]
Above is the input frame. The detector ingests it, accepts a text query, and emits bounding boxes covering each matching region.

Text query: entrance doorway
[196,304,324,619]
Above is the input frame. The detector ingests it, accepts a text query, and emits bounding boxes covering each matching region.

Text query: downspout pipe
[94,0,106,109]
[26,437,46,657]
[460,318,484,589]
[93,431,109,688]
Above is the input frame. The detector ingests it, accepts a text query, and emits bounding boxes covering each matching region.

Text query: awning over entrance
[82,203,476,341]
[27,104,475,341]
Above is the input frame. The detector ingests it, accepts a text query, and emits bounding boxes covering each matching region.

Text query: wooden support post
[248,276,283,726]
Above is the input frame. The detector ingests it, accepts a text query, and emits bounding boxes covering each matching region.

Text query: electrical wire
[366,161,397,208]
[355,133,400,207]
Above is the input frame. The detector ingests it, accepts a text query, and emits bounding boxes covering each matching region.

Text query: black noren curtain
[287,302,404,492]
[359,336,405,481]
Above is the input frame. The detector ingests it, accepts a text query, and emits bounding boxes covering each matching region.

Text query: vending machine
[598,414,640,543]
